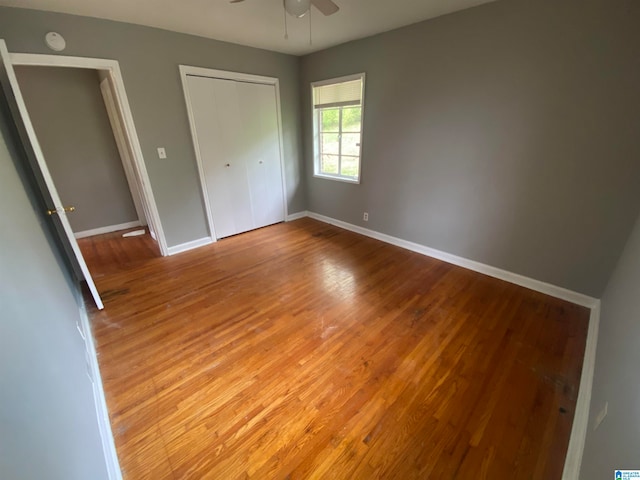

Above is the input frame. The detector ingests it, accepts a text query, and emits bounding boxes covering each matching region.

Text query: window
[312,73,365,183]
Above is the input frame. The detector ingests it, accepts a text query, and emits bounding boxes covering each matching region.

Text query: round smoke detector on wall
[45,32,66,52]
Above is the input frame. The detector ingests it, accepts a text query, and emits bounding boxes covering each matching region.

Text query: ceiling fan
[230,0,339,18]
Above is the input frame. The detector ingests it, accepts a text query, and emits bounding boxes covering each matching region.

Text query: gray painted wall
[0,6,304,247]
[15,65,138,233]
[581,213,640,478]
[0,98,108,479]
[300,0,640,297]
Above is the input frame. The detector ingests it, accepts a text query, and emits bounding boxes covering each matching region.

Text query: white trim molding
[304,211,598,308]
[562,301,601,479]
[99,76,147,226]
[10,52,169,257]
[77,303,123,480]
[286,211,308,222]
[167,236,213,256]
[74,221,142,239]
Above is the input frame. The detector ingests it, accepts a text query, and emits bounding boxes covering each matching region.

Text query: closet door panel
[187,76,253,238]
[211,78,254,236]
[238,82,285,229]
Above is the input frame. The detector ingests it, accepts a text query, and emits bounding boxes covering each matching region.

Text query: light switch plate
[157,147,167,159]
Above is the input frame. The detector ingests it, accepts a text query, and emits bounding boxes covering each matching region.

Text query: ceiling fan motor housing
[284,0,311,18]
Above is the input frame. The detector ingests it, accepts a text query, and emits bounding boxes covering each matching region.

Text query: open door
[99,75,152,233]
[0,40,104,309]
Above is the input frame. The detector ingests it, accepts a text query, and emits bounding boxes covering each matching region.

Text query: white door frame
[99,75,147,227]
[10,52,169,256]
[179,65,288,240]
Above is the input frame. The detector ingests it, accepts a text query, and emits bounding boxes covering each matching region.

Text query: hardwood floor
[79,227,160,278]
[82,218,589,479]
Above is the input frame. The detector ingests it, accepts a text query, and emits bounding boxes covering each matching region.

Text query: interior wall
[580,211,640,478]
[15,65,139,233]
[0,92,108,479]
[0,6,304,248]
[300,0,640,297]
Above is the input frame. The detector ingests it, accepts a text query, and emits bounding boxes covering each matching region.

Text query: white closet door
[187,75,253,239]
[186,74,285,239]
[238,82,285,230]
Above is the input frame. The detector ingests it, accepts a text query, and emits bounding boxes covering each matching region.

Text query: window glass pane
[341,133,361,157]
[321,154,339,174]
[342,107,362,133]
[312,74,364,182]
[341,156,359,178]
[321,133,340,155]
[321,109,339,132]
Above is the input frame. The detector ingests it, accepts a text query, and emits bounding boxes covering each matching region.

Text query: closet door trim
[179,65,288,241]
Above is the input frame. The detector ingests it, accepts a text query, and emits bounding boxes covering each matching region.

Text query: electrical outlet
[157,147,167,159]
[593,401,608,431]
[363,212,369,221]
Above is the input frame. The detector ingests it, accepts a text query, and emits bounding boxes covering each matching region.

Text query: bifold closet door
[238,82,285,230]
[187,75,253,239]
[186,75,285,239]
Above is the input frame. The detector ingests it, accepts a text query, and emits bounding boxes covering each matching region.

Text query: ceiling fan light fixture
[284,0,311,18]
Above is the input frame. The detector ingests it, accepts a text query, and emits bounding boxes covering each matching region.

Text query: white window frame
[311,73,365,184]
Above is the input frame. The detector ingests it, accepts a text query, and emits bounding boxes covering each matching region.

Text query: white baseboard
[305,211,598,309]
[167,236,213,256]
[74,220,142,239]
[286,211,309,222]
[77,304,122,480]
[562,301,600,479]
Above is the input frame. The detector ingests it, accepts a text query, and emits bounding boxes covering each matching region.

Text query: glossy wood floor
[79,227,161,278]
[82,218,589,480]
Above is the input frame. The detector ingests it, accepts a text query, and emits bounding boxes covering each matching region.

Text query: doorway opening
[8,52,168,309]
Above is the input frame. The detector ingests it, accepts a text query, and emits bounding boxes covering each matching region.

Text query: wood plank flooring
[82,218,589,479]
[79,227,161,278]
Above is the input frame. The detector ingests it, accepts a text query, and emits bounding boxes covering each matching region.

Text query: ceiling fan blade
[311,0,339,16]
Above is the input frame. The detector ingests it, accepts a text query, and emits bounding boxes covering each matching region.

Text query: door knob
[47,206,75,215]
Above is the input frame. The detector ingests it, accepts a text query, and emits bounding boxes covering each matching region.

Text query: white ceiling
[0,0,496,56]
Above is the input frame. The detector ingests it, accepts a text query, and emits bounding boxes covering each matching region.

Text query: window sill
[313,173,360,184]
